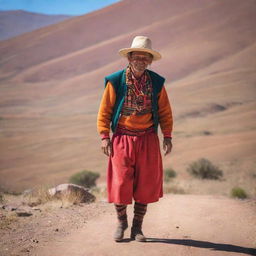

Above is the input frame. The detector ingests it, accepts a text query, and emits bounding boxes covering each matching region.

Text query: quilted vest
[104,68,165,133]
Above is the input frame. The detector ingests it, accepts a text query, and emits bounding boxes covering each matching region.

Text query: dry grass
[0,192,4,203]
[59,190,87,207]
[25,185,54,207]
[90,185,107,202]
[163,184,186,194]
[0,212,18,229]
[24,185,87,207]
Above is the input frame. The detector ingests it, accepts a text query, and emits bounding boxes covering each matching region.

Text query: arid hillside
[0,0,255,194]
[0,10,71,41]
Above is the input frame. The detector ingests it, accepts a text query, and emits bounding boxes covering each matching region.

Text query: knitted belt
[115,125,155,137]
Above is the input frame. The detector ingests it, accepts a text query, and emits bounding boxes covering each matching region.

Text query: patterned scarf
[121,65,153,116]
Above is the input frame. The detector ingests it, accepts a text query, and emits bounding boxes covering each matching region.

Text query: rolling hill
[0,10,71,41]
[0,0,255,194]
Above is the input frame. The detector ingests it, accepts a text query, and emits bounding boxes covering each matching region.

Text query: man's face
[128,51,153,73]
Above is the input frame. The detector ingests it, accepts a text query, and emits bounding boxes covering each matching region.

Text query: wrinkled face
[128,51,153,73]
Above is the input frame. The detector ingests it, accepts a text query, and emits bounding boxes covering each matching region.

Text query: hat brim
[118,48,162,61]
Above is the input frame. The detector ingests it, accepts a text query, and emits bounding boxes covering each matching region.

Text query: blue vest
[104,68,165,133]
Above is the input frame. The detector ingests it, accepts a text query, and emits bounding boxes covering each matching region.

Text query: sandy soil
[1,194,255,256]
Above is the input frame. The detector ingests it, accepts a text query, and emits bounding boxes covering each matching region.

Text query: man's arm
[157,85,173,156]
[97,82,116,156]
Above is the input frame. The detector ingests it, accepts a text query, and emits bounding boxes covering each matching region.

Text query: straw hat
[119,36,162,61]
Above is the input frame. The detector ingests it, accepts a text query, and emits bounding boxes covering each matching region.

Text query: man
[97,35,173,242]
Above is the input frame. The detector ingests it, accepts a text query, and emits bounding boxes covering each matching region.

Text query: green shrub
[69,170,100,188]
[186,158,223,180]
[231,187,248,199]
[164,168,177,182]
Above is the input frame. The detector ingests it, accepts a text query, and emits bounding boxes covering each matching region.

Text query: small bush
[69,170,100,188]
[164,185,185,194]
[251,172,256,179]
[231,187,248,199]
[164,168,177,182]
[187,158,223,180]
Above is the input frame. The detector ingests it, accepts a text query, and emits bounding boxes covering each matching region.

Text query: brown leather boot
[114,221,128,242]
[114,204,128,242]
[130,226,146,242]
[130,202,147,242]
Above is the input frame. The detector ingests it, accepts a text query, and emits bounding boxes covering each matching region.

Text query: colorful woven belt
[115,125,155,136]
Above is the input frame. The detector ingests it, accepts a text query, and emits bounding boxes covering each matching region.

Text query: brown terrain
[1,193,256,256]
[0,0,256,255]
[0,10,71,41]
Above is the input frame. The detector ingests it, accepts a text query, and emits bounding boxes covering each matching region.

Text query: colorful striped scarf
[121,65,153,116]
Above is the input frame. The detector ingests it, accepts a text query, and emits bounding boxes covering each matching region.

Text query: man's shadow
[147,238,256,255]
[120,238,256,255]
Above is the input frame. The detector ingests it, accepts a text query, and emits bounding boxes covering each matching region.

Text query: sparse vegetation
[0,193,3,203]
[25,185,90,207]
[0,213,18,229]
[26,185,54,207]
[90,186,107,201]
[202,130,212,136]
[231,187,248,199]
[69,170,100,188]
[164,185,185,194]
[164,168,177,182]
[59,190,87,206]
[251,172,256,179]
[187,158,223,180]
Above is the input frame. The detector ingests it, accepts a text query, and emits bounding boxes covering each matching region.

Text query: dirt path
[32,195,256,256]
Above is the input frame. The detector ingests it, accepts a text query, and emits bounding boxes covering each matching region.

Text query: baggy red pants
[107,128,163,204]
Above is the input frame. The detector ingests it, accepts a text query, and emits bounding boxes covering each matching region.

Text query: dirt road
[32,195,256,256]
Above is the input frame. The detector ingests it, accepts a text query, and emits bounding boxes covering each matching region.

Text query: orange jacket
[97,81,173,138]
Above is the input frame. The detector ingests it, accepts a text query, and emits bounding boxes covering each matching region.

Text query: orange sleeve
[158,85,173,138]
[97,81,116,138]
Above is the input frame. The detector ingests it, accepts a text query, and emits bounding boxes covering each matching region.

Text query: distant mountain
[0,10,72,41]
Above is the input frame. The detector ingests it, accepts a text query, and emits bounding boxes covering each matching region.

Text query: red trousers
[107,128,163,204]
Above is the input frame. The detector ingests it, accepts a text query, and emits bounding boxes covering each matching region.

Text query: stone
[48,183,95,203]
[16,211,33,217]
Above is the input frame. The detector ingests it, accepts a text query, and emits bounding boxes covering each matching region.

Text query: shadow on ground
[144,238,256,255]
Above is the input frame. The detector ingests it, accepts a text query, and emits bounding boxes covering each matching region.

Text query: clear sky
[0,0,121,15]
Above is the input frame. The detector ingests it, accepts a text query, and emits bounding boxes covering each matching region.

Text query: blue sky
[0,0,121,15]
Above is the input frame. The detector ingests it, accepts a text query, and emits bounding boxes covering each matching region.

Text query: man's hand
[101,138,112,156]
[163,137,172,156]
